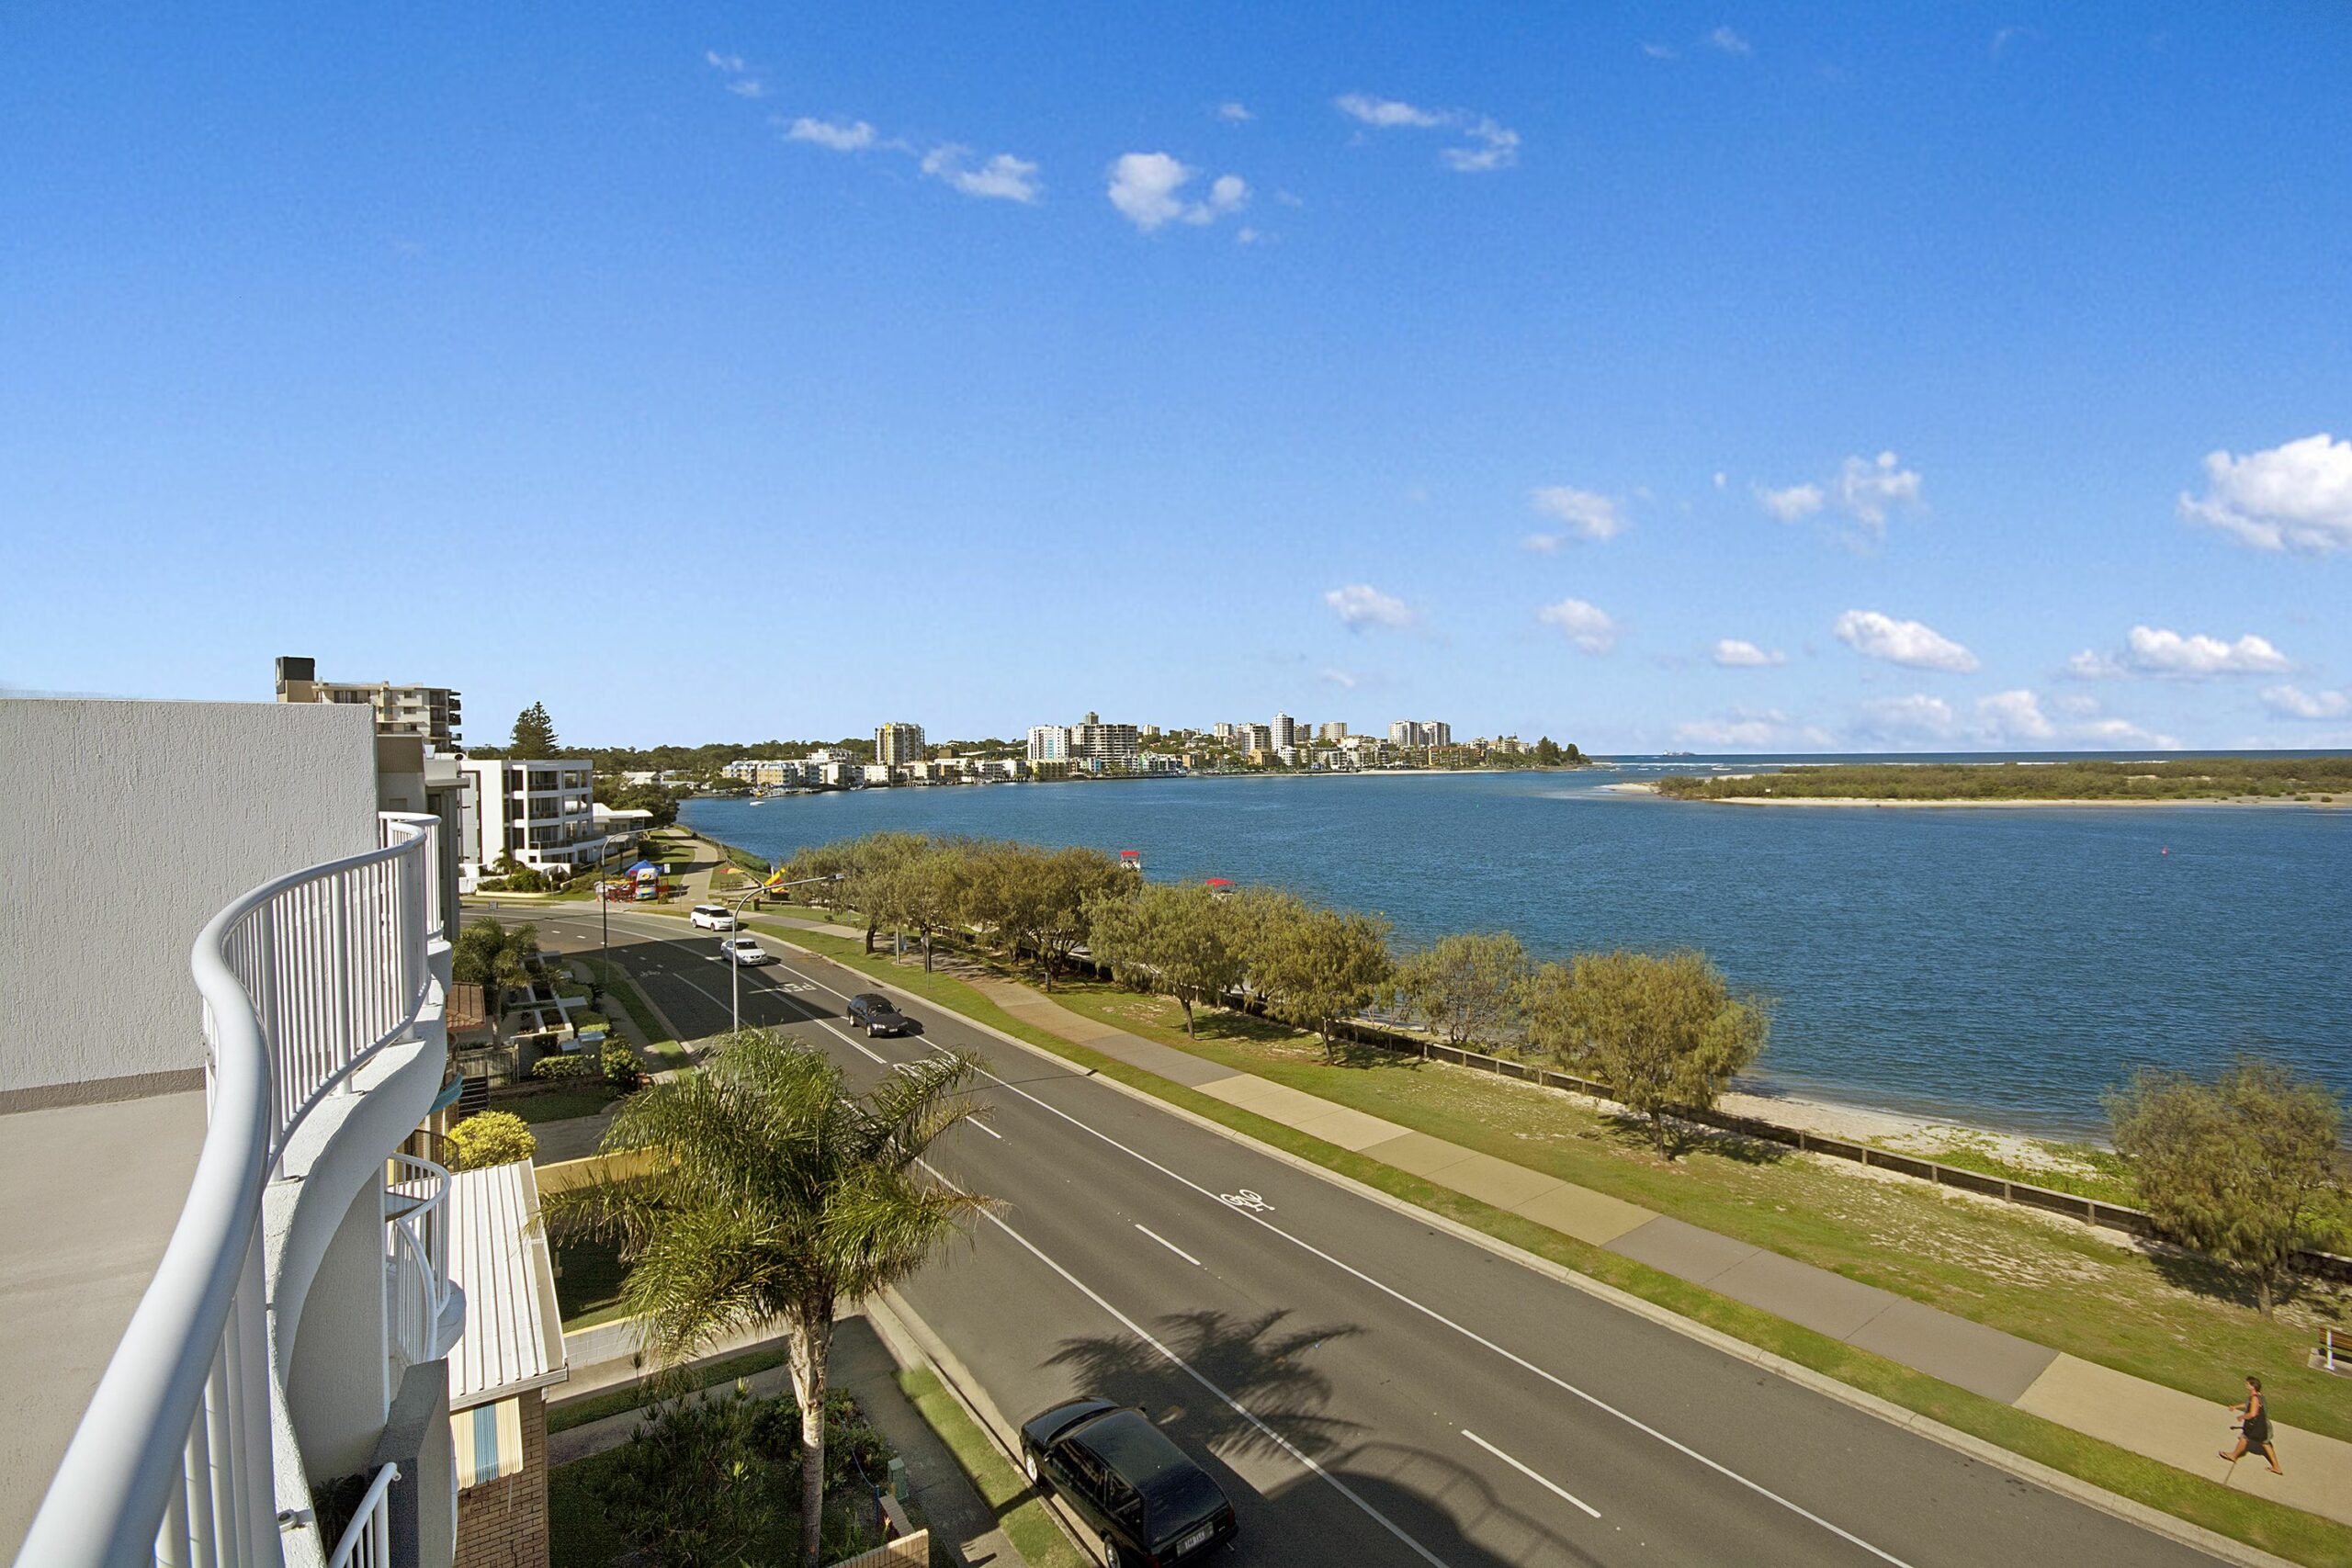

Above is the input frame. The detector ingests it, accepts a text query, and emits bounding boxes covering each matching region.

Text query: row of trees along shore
[768,829,2346,1314]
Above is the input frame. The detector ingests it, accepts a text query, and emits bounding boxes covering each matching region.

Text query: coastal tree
[1522,950,1770,1157]
[1085,881,1247,1037]
[979,843,1128,989]
[876,840,974,971]
[509,701,560,756]
[839,831,932,953]
[451,917,537,1026]
[1238,891,1394,1062]
[1395,931,1531,1048]
[548,1032,993,1567]
[2106,1058,2342,1317]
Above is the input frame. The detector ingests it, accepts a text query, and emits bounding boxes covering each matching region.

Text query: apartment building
[459,757,604,878]
[1317,721,1349,742]
[2,696,565,1568]
[276,656,463,750]
[1388,719,1453,749]
[1238,723,1273,754]
[873,722,926,766]
[1026,725,1071,762]
[1270,713,1299,750]
[1072,712,1140,768]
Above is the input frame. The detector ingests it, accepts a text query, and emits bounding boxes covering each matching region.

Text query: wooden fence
[828,1527,927,1568]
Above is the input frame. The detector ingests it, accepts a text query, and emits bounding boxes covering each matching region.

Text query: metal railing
[386,1154,457,1371]
[16,814,443,1567]
[324,1463,399,1568]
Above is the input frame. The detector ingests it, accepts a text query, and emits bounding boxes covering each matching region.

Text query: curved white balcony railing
[387,1154,460,1372]
[16,813,444,1568]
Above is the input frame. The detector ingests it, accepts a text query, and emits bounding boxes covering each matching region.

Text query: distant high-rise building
[1428,721,1452,748]
[1027,725,1072,761]
[1388,719,1450,749]
[275,655,463,750]
[1317,721,1348,742]
[1072,712,1141,768]
[1212,722,1238,742]
[875,722,926,766]
[1240,723,1274,754]
[1271,713,1298,750]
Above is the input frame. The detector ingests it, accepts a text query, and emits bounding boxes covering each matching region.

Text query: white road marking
[1135,1224,1202,1267]
[1462,1429,1600,1519]
[571,912,1917,1566]
[923,1164,1453,1568]
[814,1019,888,1065]
[967,1117,1002,1140]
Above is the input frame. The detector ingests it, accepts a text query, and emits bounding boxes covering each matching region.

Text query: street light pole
[723,871,842,1037]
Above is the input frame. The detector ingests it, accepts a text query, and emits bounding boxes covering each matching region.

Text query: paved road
[491,905,2223,1568]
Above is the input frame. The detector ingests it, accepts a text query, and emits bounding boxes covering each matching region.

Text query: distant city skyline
[3,5,2347,752]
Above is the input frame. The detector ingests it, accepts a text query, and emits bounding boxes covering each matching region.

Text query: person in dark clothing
[2222,1375,2283,1474]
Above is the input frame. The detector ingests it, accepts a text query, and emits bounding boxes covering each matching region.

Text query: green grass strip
[579,954,689,1069]
[754,925,2352,1568]
[895,1368,1089,1568]
[548,1342,797,1434]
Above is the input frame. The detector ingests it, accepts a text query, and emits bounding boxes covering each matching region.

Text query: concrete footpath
[549,1309,1030,1568]
[967,976,2352,1530]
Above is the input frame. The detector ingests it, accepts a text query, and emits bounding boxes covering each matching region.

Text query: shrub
[531,1053,598,1081]
[447,1111,537,1169]
[600,1043,643,1089]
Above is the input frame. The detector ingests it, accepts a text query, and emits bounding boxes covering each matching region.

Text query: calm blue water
[683,761,2352,1137]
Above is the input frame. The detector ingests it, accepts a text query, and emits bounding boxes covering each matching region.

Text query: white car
[718,937,772,966]
[690,904,739,931]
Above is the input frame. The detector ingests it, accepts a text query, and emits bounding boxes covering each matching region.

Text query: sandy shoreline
[1605,780,2342,808]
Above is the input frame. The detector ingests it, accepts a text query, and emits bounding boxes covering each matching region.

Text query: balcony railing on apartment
[386,1154,459,1373]
[323,1464,398,1568]
[16,812,448,1568]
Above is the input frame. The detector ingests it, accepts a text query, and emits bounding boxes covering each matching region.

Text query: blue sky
[3,3,2348,752]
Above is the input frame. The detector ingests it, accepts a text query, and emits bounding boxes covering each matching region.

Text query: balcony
[15,813,459,1568]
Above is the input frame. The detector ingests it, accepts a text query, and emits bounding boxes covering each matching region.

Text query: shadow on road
[1043,1310,1597,1567]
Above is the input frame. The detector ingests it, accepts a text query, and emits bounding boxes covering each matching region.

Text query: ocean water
[681,760,2352,1138]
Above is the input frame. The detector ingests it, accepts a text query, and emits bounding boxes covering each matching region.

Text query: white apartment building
[276,656,463,750]
[1270,713,1299,750]
[1027,725,1071,761]
[1072,712,1140,768]
[1212,722,1238,741]
[3,697,566,1568]
[458,757,603,877]
[1388,719,1453,749]
[874,722,926,766]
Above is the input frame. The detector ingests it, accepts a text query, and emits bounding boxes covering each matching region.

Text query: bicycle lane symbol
[1218,1189,1273,1213]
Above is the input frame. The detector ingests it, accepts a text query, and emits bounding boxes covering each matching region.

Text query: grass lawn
[554,1233,631,1329]
[756,925,2352,1566]
[578,956,690,1072]
[496,1084,619,1124]
[548,1342,795,1434]
[896,1368,1088,1568]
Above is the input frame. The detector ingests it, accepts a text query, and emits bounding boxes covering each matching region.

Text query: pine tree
[509,702,560,756]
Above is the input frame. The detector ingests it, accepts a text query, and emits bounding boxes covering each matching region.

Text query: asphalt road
[493,905,2223,1568]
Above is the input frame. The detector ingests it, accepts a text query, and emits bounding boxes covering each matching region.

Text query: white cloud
[1442,118,1521,173]
[1217,101,1254,122]
[705,51,763,96]
[1836,451,1924,530]
[1834,610,1980,672]
[1643,42,1679,60]
[1526,486,1623,544]
[1335,95,1520,173]
[1325,583,1415,632]
[2076,717,2181,749]
[2123,625,2291,678]
[1537,598,1618,654]
[1317,667,1361,690]
[1673,708,1833,750]
[1976,689,2056,742]
[2179,433,2352,554]
[1707,26,1753,55]
[2261,684,2351,720]
[921,146,1043,203]
[1755,482,1825,523]
[1713,638,1787,668]
[1335,94,1445,129]
[786,118,876,152]
[1106,152,1249,231]
[2063,649,2125,680]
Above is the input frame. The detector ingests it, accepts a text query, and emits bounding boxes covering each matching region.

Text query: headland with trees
[1649,755,2352,805]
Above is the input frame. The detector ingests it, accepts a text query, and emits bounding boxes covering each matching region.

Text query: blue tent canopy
[624,859,659,874]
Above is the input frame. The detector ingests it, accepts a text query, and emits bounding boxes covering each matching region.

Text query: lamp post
[724,871,843,1036]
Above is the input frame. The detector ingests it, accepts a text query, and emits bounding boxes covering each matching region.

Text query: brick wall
[455,1390,548,1568]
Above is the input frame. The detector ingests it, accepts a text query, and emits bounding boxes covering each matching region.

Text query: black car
[846,992,912,1036]
[1020,1399,1237,1567]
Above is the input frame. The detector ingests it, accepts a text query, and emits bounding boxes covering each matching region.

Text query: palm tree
[548,1031,994,1565]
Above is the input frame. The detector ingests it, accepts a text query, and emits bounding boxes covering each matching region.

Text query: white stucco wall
[0,698,380,1101]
